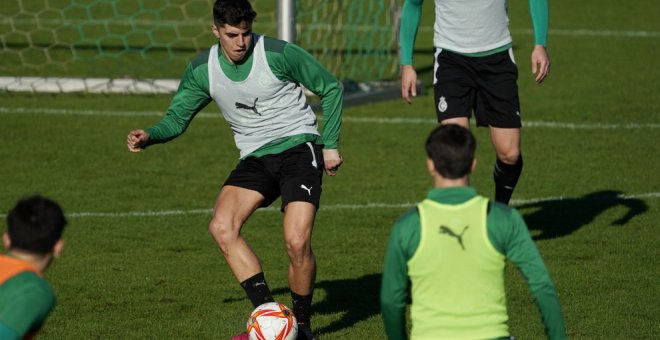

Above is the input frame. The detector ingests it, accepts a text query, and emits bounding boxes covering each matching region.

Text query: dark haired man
[380,125,567,339]
[0,196,67,339]
[126,0,342,338]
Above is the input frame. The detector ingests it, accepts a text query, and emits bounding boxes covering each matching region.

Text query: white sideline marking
[0,192,657,219]
[513,28,660,38]
[1,107,659,129]
[420,27,660,38]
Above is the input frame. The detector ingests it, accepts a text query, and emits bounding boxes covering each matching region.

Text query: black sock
[240,272,274,308]
[493,154,523,205]
[291,291,313,326]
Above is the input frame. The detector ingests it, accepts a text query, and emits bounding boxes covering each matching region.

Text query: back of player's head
[213,0,257,27]
[6,195,67,255]
[425,124,476,179]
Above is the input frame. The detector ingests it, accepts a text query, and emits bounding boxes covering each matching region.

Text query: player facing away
[126,0,342,338]
[0,196,67,339]
[399,0,551,205]
[380,125,567,340]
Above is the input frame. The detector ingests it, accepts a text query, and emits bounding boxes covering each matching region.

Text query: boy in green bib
[380,124,566,340]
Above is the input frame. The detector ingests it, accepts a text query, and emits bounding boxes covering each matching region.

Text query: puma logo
[439,225,469,250]
[235,98,260,115]
[300,184,312,196]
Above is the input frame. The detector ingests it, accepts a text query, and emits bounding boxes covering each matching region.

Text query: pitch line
[421,27,660,39]
[0,192,657,219]
[1,107,659,130]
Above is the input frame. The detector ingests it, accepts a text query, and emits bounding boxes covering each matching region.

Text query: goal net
[0,0,400,94]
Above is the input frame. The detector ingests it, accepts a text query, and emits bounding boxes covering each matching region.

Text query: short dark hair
[425,124,476,179]
[6,195,67,255]
[213,0,257,27]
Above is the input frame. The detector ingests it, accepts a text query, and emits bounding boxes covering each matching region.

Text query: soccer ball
[247,302,298,340]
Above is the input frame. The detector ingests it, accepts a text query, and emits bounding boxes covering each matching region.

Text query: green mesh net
[0,0,400,92]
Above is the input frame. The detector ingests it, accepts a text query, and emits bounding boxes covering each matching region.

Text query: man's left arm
[281,44,343,150]
[503,210,568,340]
[529,0,550,83]
[280,43,343,175]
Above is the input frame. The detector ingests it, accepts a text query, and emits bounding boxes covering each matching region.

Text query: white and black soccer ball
[247,302,298,340]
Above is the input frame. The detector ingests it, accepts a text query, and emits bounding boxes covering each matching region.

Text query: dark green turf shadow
[260,273,382,335]
[221,273,383,334]
[311,273,382,334]
[516,190,648,240]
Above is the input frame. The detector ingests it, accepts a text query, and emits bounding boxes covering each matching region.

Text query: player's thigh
[223,156,280,208]
[279,142,324,211]
[441,117,470,129]
[282,201,316,249]
[474,49,521,128]
[211,185,264,235]
[433,48,476,123]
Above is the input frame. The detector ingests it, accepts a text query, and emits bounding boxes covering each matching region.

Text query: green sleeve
[0,273,55,338]
[529,0,549,46]
[399,0,424,65]
[487,204,567,340]
[145,56,213,146]
[268,42,343,149]
[0,324,18,340]
[381,208,420,340]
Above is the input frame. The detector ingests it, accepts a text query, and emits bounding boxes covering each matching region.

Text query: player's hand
[401,65,418,104]
[531,45,550,84]
[127,129,150,153]
[322,149,343,176]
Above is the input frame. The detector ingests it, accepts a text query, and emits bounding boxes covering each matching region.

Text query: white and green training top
[144,34,343,159]
[400,0,549,62]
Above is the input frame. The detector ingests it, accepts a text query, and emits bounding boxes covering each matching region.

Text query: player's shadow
[311,273,382,334]
[516,190,648,240]
[260,273,381,334]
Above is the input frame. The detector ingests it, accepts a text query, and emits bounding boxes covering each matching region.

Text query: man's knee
[285,235,312,266]
[496,148,520,164]
[208,215,240,250]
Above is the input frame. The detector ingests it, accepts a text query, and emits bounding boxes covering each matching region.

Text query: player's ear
[426,158,436,176]
[2,232,10,250]
[53,239,64,258]
[470,158,477,173]
[211,24,221,39]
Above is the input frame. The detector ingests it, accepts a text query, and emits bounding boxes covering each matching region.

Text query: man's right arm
[142,62,212,147]
[0,277,55,339]
[399,0,424,66]
[399,0,424,103]
[381,209,420,340]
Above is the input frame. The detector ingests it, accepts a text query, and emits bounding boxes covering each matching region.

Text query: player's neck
[6,250,51,275]
[433,175,470,189]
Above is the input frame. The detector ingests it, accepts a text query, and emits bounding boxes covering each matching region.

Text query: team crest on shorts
[438,96,448,113]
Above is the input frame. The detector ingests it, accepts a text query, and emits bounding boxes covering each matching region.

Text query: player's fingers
[325,160,342,176]
[401,85,411,103]
[127,145,141,153]
[535,69,543,83]
[536,62,550,83]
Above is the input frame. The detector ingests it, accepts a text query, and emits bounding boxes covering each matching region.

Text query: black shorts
[433,48,521,128]
[223,142,324,211]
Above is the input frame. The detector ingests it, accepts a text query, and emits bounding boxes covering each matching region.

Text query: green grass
[1,0,660,338]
